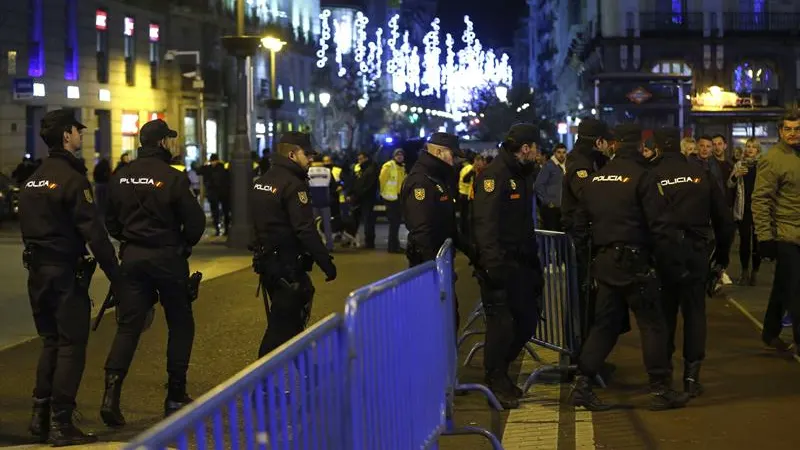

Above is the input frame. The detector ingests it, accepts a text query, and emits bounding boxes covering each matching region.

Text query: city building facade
[0,0,323,177]
[534,0,800,148]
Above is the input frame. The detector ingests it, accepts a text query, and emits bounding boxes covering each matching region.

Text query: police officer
[19,109,119,445]
[101,119,206,425]
[650,127,734,396]
[472,124,544,409]
[402,133,467,324]
[570,124,690,412]
[561,118,614,338]
[250,132,337,358]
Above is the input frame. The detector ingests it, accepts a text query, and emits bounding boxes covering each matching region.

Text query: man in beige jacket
[751,110,800,353]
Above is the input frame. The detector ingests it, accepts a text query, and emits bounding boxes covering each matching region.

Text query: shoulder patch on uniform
[298,191,308,204]
[83,188,94,204]
[577,170,588,179]
[509,179,517,190]
[414,187,426,201]
[483,178,495,193]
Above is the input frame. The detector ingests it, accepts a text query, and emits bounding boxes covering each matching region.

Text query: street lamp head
[261,36,286,52]
[495,85,508,103]
[319,91,331,108]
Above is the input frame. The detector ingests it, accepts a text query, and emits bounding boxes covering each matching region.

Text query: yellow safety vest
[331,166,345,203]
[379,159,405,201]
[459,164,474,196]
[170,164,186,172]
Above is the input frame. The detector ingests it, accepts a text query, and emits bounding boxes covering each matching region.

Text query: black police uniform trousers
[259,270,315,358]
[578,250,669,379]
[105,245,194,385]
[385,199,402,252]
[662,245,710,365]
[762,242,800,346]
[478,262,541,375]
[28,260,89,412]
[208,193,231,233]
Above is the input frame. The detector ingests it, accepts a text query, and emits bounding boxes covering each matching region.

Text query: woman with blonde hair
[680,137,696,156]
[728,137,761,285]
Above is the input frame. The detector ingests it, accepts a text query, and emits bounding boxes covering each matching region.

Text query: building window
[299,90,305,104]
[288,86,295,102]
[96,10,109,83]
[149,23,160,88]
[309,92,316,103]
[651,61,692,76]
[124,17,136,86]
[28,0,44,77]
[277,85,284,100]
[733,61,777,93]
[7,51,17,75]
[65,0,79,81]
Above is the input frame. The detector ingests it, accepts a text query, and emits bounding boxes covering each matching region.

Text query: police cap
[279,131,318,156]
[577,118,613,140]
[613,123,643,144]
[653,127,681,152]
[40,109,85,134]
[140,119,178,145]
[429,132,464,157]
[506,123,540,147]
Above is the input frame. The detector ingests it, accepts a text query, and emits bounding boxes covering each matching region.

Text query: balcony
[636,12,704,34]
[723,13,800,34]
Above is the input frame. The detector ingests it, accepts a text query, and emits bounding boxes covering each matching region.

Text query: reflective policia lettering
[659,176,701,186]
[254,184,277,193]
[120,177,164,187]
[592,174,630,183]
[25,179,57,189]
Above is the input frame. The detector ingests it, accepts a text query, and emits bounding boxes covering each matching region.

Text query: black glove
[319,256,337,282]
[760,240,777,260]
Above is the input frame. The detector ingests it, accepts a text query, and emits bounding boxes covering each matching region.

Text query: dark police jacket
[651,152,734,267]
[19,149,118,274]
[198,163,230,199]
[472,149,538,272]
[401,151,460,261]
[350,159,378,205]
[561,140,606,241]
[250,155,331,270]
[574,147,684,278]
[106,145,206,250]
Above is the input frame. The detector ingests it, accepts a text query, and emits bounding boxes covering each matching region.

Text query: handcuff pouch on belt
[252,246,313,300]
[75,255,98,292]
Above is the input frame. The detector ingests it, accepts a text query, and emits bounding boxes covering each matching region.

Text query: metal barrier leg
[455,382,504,411]
[523,343,542,362]
[595,374,607,388]
[457,330,486,348]
[464,342,485,367]
[462,303,484,330]
[441,427,504,450]
[521,364,578,394]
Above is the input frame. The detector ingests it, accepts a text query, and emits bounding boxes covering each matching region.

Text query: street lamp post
[261,36,286,151]
[318,91,331,149]
[221,0,262,249]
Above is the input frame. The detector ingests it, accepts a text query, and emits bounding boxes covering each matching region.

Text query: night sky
[435,0,528,49]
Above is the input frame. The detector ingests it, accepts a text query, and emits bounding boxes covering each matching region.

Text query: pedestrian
[114,152,131,174]
[534,143,566,231]
[472,123,544,409]
[308,155,335,251]
[402,133,468,328]
[250,132,337,358]
[93,158,111,216]
[569,124,690,412]
[101,119,206,425]
[198,154,231,236]
[650,127,734,397]
[728,138,761,285]
[380,149,407,253]
[561,118,614,339]
[19,109,120,445]
[751,110,800,353]
[349,152,379,248]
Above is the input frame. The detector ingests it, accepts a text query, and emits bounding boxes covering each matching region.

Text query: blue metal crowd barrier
[125,314,349,450]
[457,230,586,394]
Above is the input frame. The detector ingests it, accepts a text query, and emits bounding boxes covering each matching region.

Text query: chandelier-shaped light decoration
[421,18,442,98]
[317,9,332,69]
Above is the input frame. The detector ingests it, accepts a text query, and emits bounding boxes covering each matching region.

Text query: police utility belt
[23,246,97,290]
[250,245,313,280]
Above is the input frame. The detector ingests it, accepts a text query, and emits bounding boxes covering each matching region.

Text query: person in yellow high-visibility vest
[458,157,474,236]
[379,149,406,253]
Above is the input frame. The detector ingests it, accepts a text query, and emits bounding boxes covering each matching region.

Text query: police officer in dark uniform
[101,119,206,425]
[570,124,690,412]
[650,127,734,396]
[472,124,544,409]
[19,109,120,446]
[401,133,467,326]
[561,119,614,339]
[250,132,337,358]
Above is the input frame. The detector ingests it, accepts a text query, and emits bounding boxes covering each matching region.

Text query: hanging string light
[317,9,332,69]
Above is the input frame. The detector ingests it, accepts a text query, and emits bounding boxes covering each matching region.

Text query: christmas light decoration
[421,18,442,97]
[317,9,331,69]
[354,12,368,75]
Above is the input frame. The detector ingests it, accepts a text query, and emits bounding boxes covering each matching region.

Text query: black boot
[164,381,194,417]
[484,371,520,409]
[649,377,690,411]
[28,398,50,442]
[100,373,126,427]
[505,373,524,399]
[683,361,704,397]
[570,375,612,411]
[48,408,97,447]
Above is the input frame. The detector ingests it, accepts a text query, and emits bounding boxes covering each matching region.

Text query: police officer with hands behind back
[472,123,544,409]
[101,119,206,426]
[19,109,120,446]
[570,124,690,412]
[251,132,337,359]
[402,133,467,326]
[650,127,734,397]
